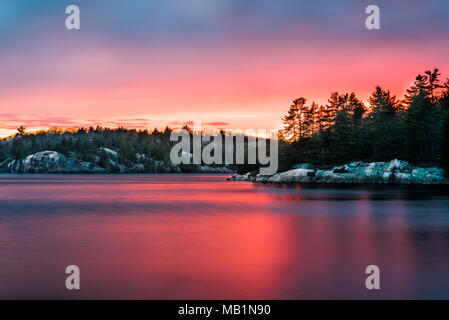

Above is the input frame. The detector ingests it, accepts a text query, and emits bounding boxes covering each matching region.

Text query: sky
[1,0,449,137]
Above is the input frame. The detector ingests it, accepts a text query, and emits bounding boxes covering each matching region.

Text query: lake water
[1,174,449,299]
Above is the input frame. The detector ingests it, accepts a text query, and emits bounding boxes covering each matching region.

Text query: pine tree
[404,90,435,163]
[439,78,449,110]
[368,86,403,160]
[325,92,341,123]
[425,68,443,103]
[440,108,449,174]
[304,102,318,137]
[316,105,329,164]
[281,98,307,142]
[404,74,429,104]
[329,107,355,163]
[16,126,26,136]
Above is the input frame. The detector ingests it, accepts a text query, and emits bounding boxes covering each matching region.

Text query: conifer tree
[368,86,403,160]
[281,98,307,142]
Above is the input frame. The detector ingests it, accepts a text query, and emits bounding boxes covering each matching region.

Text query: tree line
[279,68,449,172]
[0,126,174,166]
[2,68,449,174]
[0,125,258,173]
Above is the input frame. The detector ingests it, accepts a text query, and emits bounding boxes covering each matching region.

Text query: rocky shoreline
[2,153,447,185]
[227,160,449,185]
[0,150,233,174]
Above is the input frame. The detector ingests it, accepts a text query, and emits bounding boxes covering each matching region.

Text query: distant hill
[0,127,234,174]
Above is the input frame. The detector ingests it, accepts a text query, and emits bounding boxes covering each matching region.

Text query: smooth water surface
[1,174,449,299]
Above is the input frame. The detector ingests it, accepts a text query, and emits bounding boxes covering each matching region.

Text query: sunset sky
[1,0,449,137]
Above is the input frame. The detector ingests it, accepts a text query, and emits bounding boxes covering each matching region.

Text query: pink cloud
[0,114,152,132]
[204,122,230,126]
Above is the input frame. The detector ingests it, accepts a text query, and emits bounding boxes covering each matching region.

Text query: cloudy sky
[1,0,449,137]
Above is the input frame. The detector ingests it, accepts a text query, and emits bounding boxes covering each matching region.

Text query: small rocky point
[227,160,449,185]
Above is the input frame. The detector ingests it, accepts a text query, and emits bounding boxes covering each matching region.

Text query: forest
[1,68,449,174]
[278,68,449,172]
[0,126,175,170]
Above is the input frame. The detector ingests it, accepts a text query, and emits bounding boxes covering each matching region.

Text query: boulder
[2,149,237,174]
[8,151,104,173]
[0,158,12,173]
[197,165,235,173]
[155,160,181,173]
[293,163,315,170]
[227,159,449,185]
[99,147,119,159]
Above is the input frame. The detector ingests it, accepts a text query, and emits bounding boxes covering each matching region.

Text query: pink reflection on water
[1,175,449,299]
[0,176,294,299]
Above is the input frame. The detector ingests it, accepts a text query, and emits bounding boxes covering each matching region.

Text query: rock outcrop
[8,151,103,173]
[228,159,449,185]
[0,159,12,173]
[3,150,234,174]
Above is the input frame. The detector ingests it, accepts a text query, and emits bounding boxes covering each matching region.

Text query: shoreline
[0,172,234,175]
[0,150,234,175]
[227,159,449,185]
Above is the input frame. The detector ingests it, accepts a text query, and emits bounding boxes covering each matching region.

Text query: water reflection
[0,174,449,299]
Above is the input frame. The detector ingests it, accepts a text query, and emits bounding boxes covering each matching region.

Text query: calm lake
[1,174,449,299]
